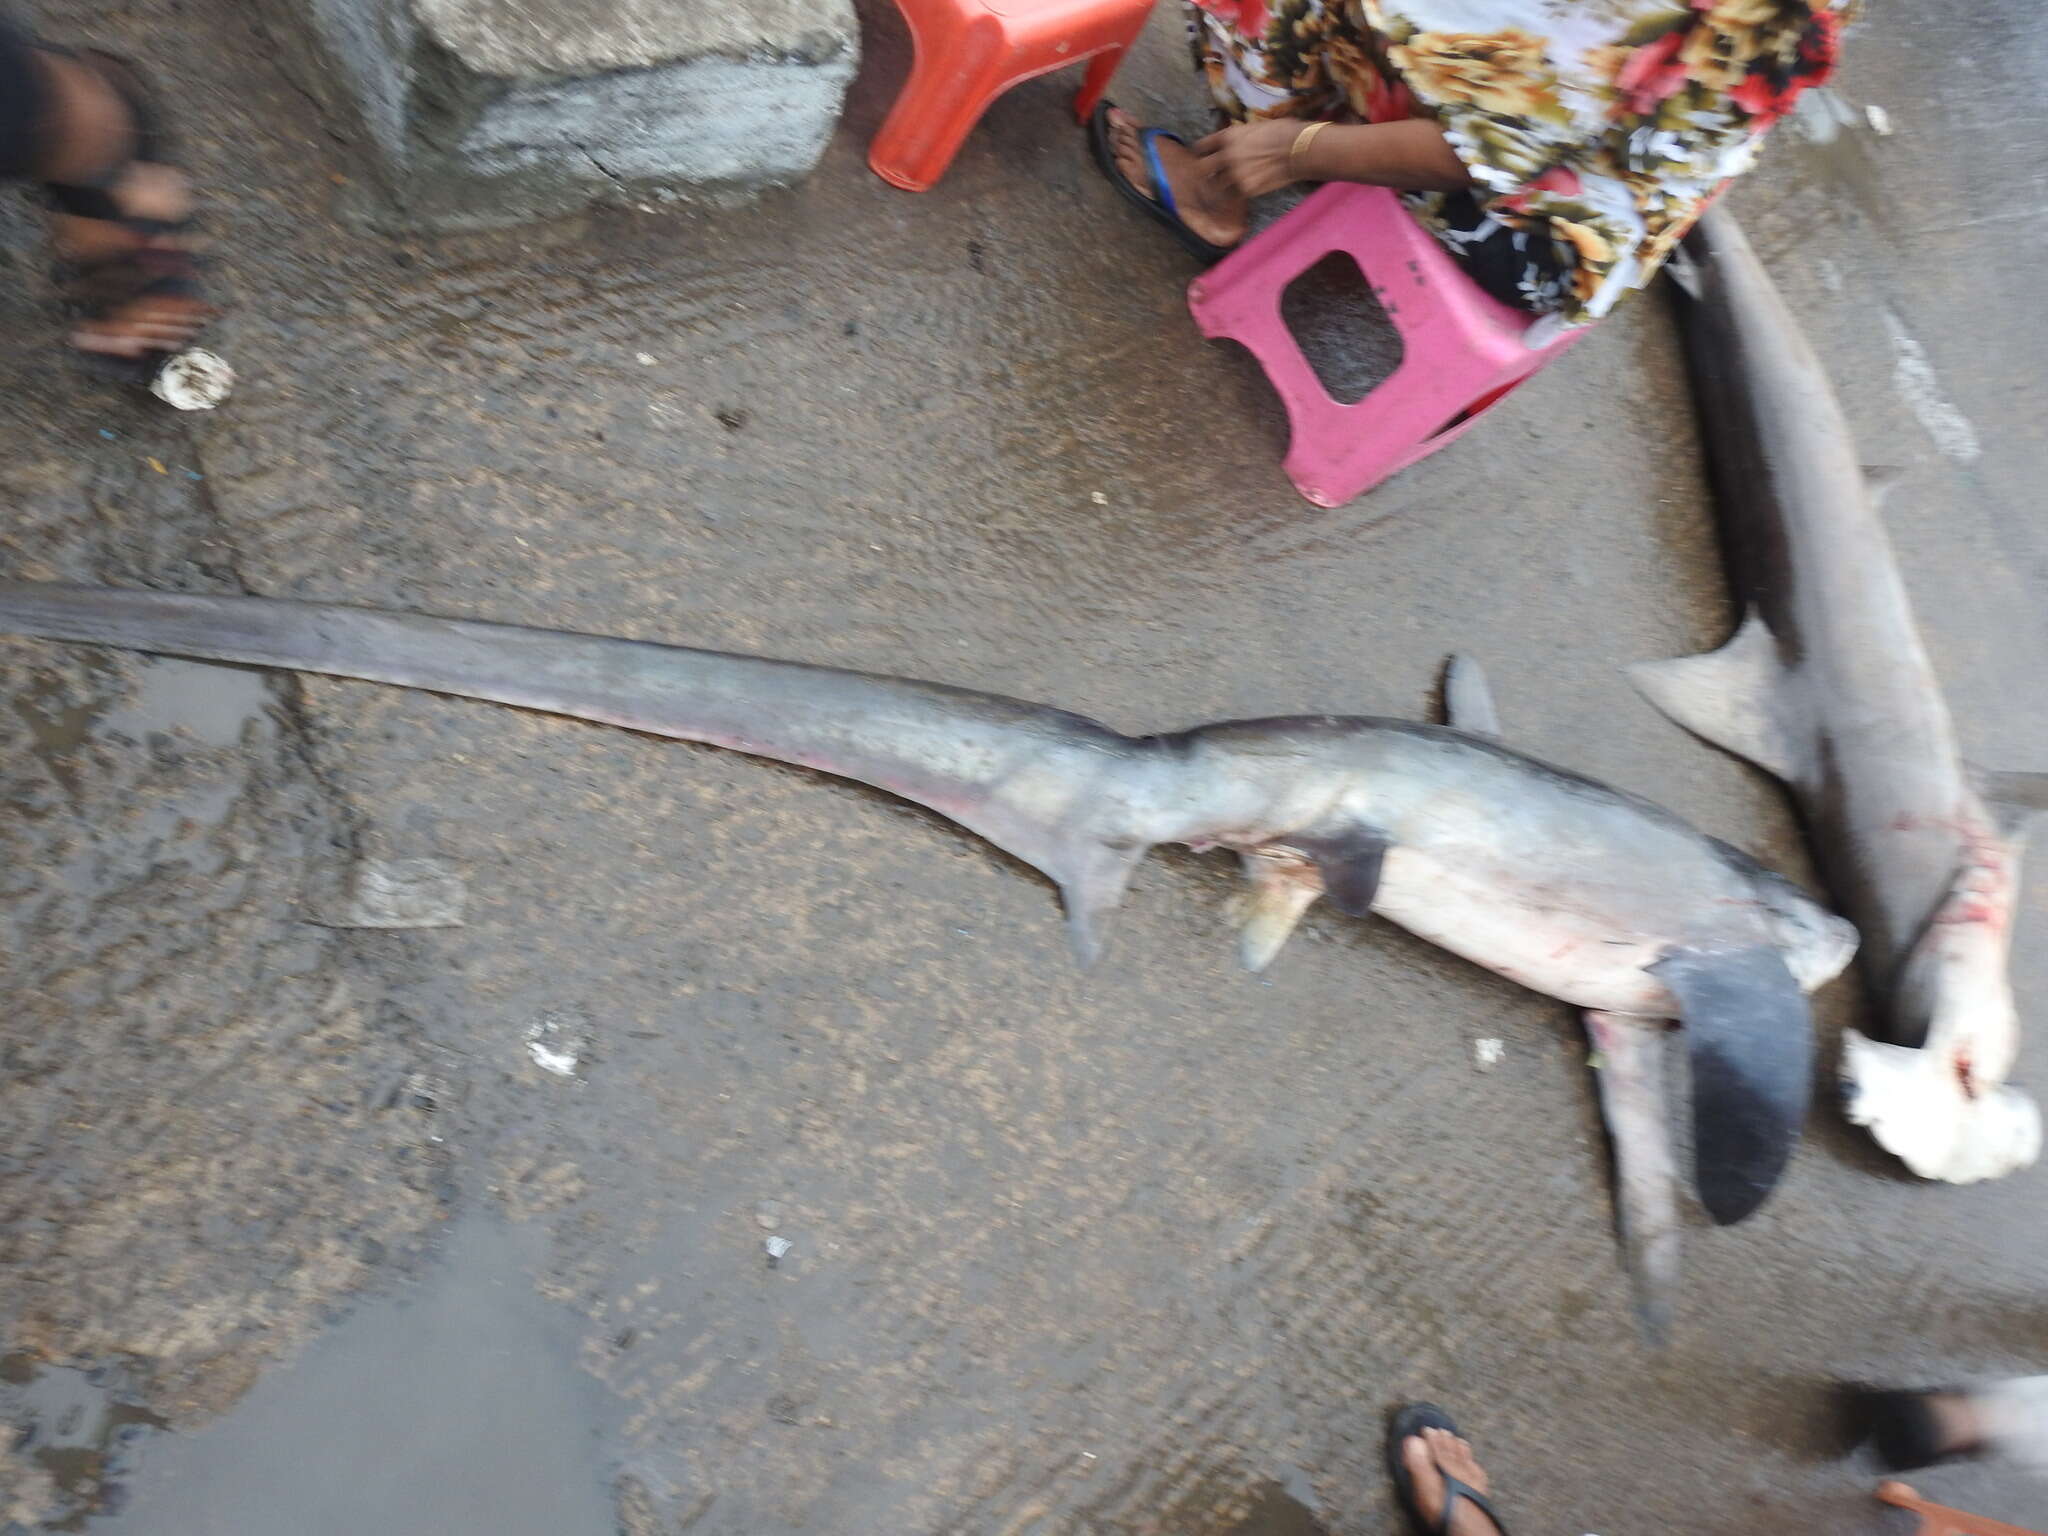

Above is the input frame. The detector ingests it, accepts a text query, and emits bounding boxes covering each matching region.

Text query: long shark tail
[1841,1030,2043,1183]
[1585,1010,1683,1348]
[0,582,1163,964]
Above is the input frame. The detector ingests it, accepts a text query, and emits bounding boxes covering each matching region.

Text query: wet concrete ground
[3,0,2046,1531]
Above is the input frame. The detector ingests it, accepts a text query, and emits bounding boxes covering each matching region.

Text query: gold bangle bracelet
[1289,120,1331,177]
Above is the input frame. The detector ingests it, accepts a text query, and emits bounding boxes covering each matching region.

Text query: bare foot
[1104,106,1247,248]
[1402,1426,1505,1536]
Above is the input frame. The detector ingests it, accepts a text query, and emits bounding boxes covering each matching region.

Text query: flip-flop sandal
[1087,100,1234,265]
[1386,1403,1511,1536]
[36,48,230,406]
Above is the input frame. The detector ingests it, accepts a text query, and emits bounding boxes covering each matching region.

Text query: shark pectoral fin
[1973,767,2048,833]
[1627,610,1806,784]
[1651,945,1813,1225]
[1585,1010,1682,1349]
[1441,655,1503,740]
[1236,850,1325,972]
[1285,829,1388,919]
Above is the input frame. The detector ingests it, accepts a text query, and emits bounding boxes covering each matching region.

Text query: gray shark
[0,582,1854,1285]
[1636,209,2046,1184]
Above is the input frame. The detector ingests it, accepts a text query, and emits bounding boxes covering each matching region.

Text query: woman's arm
[1296,120,1471,191]
[1193,117,1472,202]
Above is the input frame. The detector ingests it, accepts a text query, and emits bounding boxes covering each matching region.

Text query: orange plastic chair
[869,0,1157,191]
[1878,1481,2046,1536]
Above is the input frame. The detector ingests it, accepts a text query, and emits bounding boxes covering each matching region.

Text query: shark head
[1749,863,1859,994]
[1841,1025,2042,1184]
[1841,855,2042,1183]
[1899,889,2023,1077]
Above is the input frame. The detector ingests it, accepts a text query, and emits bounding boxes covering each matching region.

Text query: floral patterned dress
[1188,0,1846,325]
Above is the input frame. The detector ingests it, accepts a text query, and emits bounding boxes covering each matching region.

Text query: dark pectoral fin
[1651,946,1813,1225]
[1287,829,1388,918]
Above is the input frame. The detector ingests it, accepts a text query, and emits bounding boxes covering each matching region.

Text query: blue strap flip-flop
[1386,1403,1512,1536]
[1086,100,1235,265]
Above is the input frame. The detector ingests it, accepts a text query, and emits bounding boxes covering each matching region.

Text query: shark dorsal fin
[1441,654,1503,740]
[1627,610,1809,784]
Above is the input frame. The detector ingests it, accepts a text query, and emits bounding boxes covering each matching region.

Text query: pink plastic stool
[869,0,1157,192]
[1187,181,1586,506]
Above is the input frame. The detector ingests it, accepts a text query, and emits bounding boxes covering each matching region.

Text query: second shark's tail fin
[1842,1030,2043,1183]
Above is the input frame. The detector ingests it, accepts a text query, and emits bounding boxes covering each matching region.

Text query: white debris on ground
[149,347,235,410]
[1474,1037,1506,1071]
[764,1235,793,1265]
[315,856,467,928]
[1865,103,1894,135]
[523,1012,587,1078]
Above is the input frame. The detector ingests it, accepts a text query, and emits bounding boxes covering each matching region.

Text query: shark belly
[1371,843,1682,1015]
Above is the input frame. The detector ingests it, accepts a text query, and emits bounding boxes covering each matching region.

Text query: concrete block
[259,0,859,228]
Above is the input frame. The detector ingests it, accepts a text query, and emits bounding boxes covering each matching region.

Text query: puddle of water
[1226,1480,1331,1535]
[96,658,272,750]
[0,1354,165,1530]
[9,656,270,812]
[1145,1469,1334,1536]
[77,1220,617,1536]
[9,669,106,804]
[10,678,99,760]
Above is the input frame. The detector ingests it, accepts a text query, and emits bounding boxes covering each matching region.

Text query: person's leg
[5,29,210,360]
[1847,1388,1986,1470]
[1848,1378,2048,1473]
[0,18,47,179]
